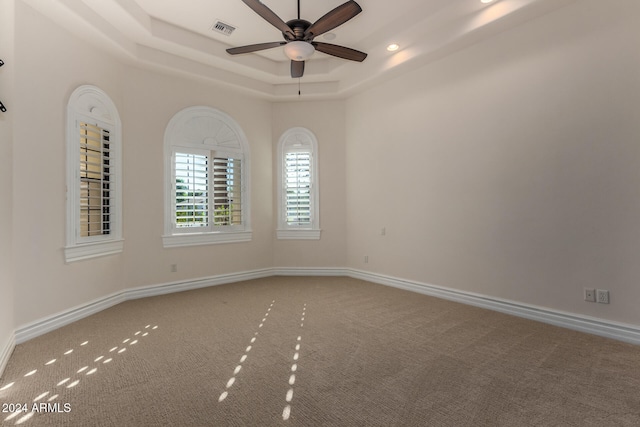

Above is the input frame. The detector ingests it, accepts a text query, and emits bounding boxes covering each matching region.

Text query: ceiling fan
[227,0,367,78]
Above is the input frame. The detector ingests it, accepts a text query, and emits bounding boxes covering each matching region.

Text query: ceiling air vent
[212,20,236,36]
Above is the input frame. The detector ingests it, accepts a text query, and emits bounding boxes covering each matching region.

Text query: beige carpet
[1,276,640,426]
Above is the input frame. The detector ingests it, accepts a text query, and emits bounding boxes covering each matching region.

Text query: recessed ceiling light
[387,43,399,52]
[323,32,336,41]
[480,0,494,3]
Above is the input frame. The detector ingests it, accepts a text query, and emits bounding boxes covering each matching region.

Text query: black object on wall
[0,58,5,112]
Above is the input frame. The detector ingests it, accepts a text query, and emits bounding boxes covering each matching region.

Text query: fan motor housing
[284,19,311,40]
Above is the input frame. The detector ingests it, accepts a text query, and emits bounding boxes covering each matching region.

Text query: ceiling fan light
[284,41,315,61]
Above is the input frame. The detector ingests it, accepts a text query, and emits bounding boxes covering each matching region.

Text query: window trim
[276,127,320,240]
[163,106,251,247]
[65,85,123,263]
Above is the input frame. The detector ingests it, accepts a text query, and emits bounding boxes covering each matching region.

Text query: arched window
[277,127,320,240]
[65,85,123,262]
[163,106,251,247]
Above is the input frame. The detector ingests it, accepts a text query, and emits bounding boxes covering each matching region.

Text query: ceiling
[23,0,575,100]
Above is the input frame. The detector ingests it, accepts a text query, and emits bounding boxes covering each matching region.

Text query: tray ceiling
[23,0,576,99]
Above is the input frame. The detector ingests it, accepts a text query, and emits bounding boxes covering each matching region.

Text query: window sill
[64,239,124,263]
[276,229,321,240]
[162,230,252,248]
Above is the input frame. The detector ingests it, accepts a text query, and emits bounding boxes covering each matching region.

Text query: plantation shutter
[174,152,209,228]
[284,151,311,225]
[212,156,242,226]
[79,122,111,237]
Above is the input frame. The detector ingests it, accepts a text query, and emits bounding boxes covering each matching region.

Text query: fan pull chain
[298,78,301,96]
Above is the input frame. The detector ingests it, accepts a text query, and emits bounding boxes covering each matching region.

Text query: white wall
[120,67,274,288]
[345,0,640,325]
[5,0,640,359]
[11,1,127,327]
[272,101,347,268]
[0,0,16,373]
[9,1,274,329]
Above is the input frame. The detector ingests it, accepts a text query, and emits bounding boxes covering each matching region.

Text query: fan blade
[227,41,286,55]
[242,0,295,39]
[291,60,305,78]
[312,42,367,62]
[304,1,362,40]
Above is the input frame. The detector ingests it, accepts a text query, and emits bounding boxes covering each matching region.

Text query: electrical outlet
[170,264,178,273]
[584,288,596,302]
[596,289,609,304]
[364,255,369,264]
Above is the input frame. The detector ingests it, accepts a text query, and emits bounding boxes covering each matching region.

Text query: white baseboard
[10,267,640,354]
[14,268,274,345]
[0,332,15,379]
[272,267,349,276]
[15,292,127,344]
[125,268,274,301]
[346,268,640,346]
